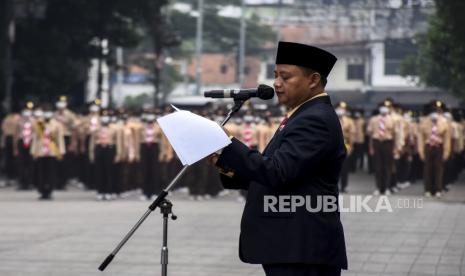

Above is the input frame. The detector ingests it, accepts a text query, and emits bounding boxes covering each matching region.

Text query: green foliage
[123,93,151,109]
[401,0,465,100]
[12,0,143,104]
[171,3,275,55]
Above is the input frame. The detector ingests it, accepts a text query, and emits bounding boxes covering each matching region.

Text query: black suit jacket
[216,95,348,269]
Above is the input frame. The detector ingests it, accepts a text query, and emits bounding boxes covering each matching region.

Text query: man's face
[273,64,313,109]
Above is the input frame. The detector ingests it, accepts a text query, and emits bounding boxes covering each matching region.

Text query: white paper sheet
[157,109,231,165]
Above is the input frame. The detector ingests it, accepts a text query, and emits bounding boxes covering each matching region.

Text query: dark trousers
[79,136,95,189]
[36,157,58,198]
[353,143,364,170]
[444,154,459,186]
[95,145,116,194]
[412,154,423,183]
[262,263,341,276]
[2,136,16,180]
[424,145,444,194]
[188,158,209,196]
[17,141,34,189]
[373,139,394,193]
[390,159,399,189]
[140,143,160,197]
[57,136,74,189]
[339,156,350,192]
[397,153,412,184]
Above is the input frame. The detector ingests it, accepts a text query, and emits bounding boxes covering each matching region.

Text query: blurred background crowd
[0,96,464,201]
[1,0,465,200]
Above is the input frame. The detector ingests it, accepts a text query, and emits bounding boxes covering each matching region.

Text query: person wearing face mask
[89,110,118,201]
[336,102,356,193]
[53,96,78,190]
[1,108,21,187]
[14,102,36,190]
[30,105,66,200]
[135,112,162,200]
[442,111,459,192]
[397,111,417,189]
[352,109,366,171]
[78,102,101,190]
[417,101,451,198]
[389,103,406,193]
[451,110,464,184]
[366,101,397,196]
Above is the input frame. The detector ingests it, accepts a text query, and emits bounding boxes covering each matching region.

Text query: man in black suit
[211,41,348,276]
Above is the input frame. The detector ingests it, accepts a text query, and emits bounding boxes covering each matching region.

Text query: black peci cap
[275,41,337,78]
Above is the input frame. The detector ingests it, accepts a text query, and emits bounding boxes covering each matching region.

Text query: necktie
[378,116,385,139]
[430,123,439,146]
[278,114,289,131]
[22,121,32,148]
[42,127,51,155]
[145,126,155,143]
[99,128,110,145]
[90,116,99,132]
[243,123,253,148]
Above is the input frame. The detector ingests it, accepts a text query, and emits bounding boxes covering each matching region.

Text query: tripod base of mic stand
[159,199,176,276]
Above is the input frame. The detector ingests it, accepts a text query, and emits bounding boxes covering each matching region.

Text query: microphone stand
[98,98,247,275]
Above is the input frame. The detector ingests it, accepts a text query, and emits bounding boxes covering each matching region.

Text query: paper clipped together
[157,109,231,165]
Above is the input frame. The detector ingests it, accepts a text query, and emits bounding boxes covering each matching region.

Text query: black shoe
[39,194,52,200]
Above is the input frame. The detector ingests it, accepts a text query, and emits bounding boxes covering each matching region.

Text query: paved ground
[1,172,465,276]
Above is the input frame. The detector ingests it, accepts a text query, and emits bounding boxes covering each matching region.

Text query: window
[347,64,364,80]
[220,64,228,74]
[384,38,417,76]
[244,66,250,76]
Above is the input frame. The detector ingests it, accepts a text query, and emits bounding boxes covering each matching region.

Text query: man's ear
[308,73,321,89]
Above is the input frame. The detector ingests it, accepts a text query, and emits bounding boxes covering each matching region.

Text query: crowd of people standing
[1,96,464,200]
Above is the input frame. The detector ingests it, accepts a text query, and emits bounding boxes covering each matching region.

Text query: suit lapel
[262,95,332,156]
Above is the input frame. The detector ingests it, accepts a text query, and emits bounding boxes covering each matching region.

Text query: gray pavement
[1,172,465,276]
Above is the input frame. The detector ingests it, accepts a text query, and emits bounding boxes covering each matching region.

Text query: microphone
[204,84,274,100]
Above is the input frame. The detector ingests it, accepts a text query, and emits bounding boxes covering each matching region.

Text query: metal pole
[161,214,168,276]
[96,38,103,101]
[275,0,283,44]
[195,0,204,95]
[115,47,124,107]
[3,0,14,113]
[238,0,246,87]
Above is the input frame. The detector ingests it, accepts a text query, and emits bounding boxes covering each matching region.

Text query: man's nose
[274,78,282,89]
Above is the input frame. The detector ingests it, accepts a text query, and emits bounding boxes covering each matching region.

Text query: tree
[12,0,142,106]
[118,0,180,108]
[171,2,275,55]
[169,1,275,86]
[401,1,465,101]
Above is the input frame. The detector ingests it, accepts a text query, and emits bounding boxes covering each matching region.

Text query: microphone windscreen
[257,84,275,100]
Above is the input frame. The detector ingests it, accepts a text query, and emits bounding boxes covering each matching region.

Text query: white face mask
[43,111,54,120]
[244,115,254,123]
[335,108,346,117]
[145,114,156,122]
[101,116,110,124]
[89,105,99,113]
[34,110,44,119]
[430,112,439,122]
[379,107,389,115]
[22,110,32,117]
[403,114,412,122]
[56,101,67,109]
